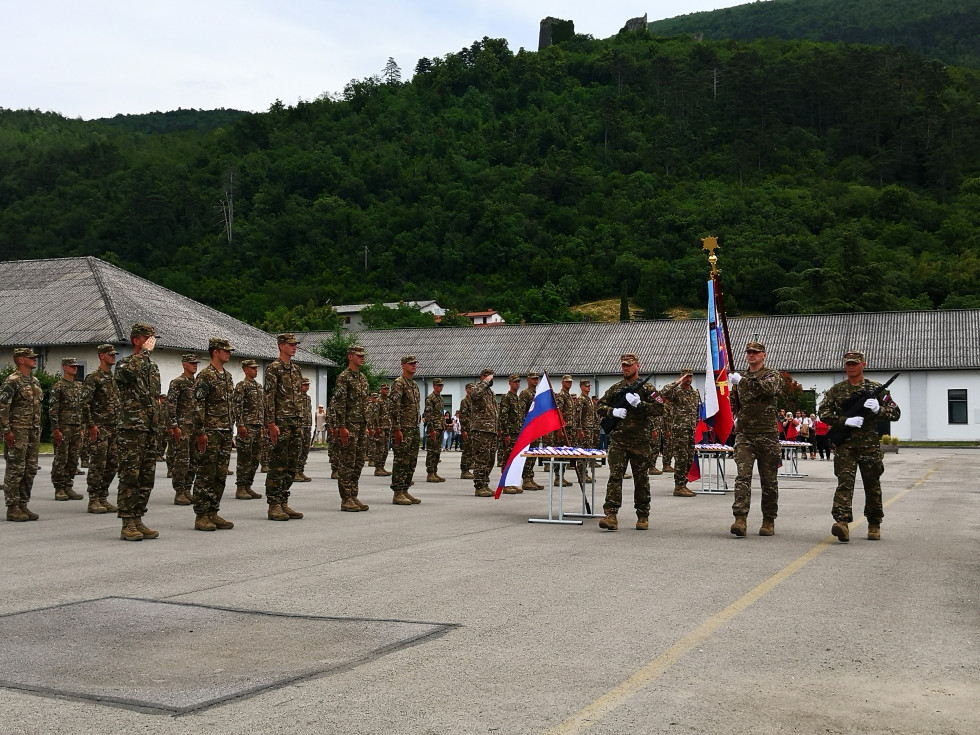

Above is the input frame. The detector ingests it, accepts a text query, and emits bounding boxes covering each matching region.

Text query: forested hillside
[2,29,979,326]
[648,0,980,68]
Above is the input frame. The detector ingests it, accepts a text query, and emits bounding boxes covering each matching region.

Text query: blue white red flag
[704,279,735,444]
[495,372,565,498]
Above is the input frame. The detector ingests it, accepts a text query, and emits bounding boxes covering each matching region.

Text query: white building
[333,300,445,331]
[461,310,505,327]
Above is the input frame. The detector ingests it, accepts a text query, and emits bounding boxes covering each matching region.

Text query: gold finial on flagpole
[701,236,720,275]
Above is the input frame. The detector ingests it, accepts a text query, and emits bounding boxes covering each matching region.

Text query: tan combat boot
[267,503,290,521]
[65,488,84,500]
[426,473,441,483]
[20,504,38,520]
[759,518,775,536]
[474,487,493,497]
[120,518,143,541]
[209,512,234,530]
[662,463,675,472]
[134,517,159,539]
[392,490,413,506]
[236,486,253,500]
[636,516,649,531]
[330,469,339,479]
[531,479,545,490]
[522,480,539,492]
[832,520,849,543]
[460,470,474,479]
[6,505,30,522]
[55,489,70,501]
[280,503,303,519]
[87,497,107,514]
[100,495,118,513]
[404,491,422,504]
[673,486,696,497]
[340,497,361,512]
[167,469,173,478]
[352,493,370,511]
[502,486,519,495]
[598,513,618,531]
[195,514,217,531]
[374,467,391,477]
[174,490,192,506]
[432,473,446,482]
[649,467,663,475]
[246,487,262,499]
[260,464,269,473]
[730,515,747,537]
[867,524,881,540]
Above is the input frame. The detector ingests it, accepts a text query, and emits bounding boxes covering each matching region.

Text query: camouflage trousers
[116,428,157,518]
[87,426,118,498]
[374,429,391,469]
[391,427,420,492]
[80,431,92,467]
[297,426,312,473]
[235,424,263,488]
[602,435,652,516]
[165,432,176,472]
[192,430,233,515]
[832,444,885,524]
[578,428,599,474]
[732,432,780,519]
[155,427,167,459]
[336,423,366,499]
[265,419,303,505]
[425,430,442,474]
[469,430,496,491]
[51,426,82,492]
[4,427,40,507]
[460,435,471,471]
[671,427,696,488]
[328,434,340,472]
[170,425,197,494]
[496,433,507,467]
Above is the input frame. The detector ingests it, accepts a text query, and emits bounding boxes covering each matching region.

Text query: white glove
[864,398,880,413]
[625,392,641,407]
[729,372,741,386]
[612,408,628,419]
[844,416,864,428]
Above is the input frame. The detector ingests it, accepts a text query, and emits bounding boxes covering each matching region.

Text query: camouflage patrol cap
[131,323,155,338]
[208,337,233,352]
[96,344,118,355]
[241,359,259,369]
[61,357,78,366]
[380,383,390,389]
[301,377,310,386]
[181,353,200,364]
[527,371,541,379]
[561,374,573,382]
[370,392,379,398]
[348,344,365,356]
[621,353,639,365]
[579,379,591,386]
[680,367,694,377]
[401,355,417,365]
[480,368,494,378]
[843,350,865,364]
[508,374,520,382]
[746,341,766,352]
[13,347,37,359]
[277,333,300,345]
[433,378,444,385]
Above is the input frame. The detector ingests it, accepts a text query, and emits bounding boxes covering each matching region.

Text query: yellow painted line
[544,461,946,735]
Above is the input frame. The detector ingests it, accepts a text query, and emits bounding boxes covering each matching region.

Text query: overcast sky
[3,1,747,120]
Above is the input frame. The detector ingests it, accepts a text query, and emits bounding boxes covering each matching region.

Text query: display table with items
[693,443,735,494]
[779,440,811,477]
[521,447,607,525]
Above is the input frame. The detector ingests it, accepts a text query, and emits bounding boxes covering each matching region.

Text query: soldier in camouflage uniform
[167,353,199,506]
[81,344,121,514]
[264,333,306,521]
[518,372,544,490]
[572,379,598,482]
[190,337,237,531]
[659,369,701,498]
[595,353,665,531]
[233,358,264,500]
[458,384,474,479]
[390,355,422,505]
[552,375,576,486]
[327,400,340,479]
[660,398,676,473]
[728,341,783,537]
[333,344,370,512]
[496,374,523,494]
[819,350,901,543]
[648,412,665,475]
[154,394,167,461]
[374,383,393,476]
[423,378,447,482]
[364,393,377,466]
[49,357,85,501]
[468,369,499,498]
[114,323,162,541]
[2,347,43,521]
[294,377,313,482]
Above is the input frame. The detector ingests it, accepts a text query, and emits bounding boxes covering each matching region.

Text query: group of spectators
[777,408,832,460]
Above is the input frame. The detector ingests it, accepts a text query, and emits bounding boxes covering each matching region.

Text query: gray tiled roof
[298,310,980,377]
[0,257,333,366]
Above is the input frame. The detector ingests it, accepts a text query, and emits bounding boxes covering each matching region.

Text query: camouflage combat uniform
[459,392,473,474]
[297,389,313,476]
[468,380,499,495]
[263,358,305,508]
[327,402,340,476]
[423,390,445,476]
[517,384,540,486]
[114,348,160,520]
[49,375,84,499]
[819,379,901,526]
[731,367,783,521]
[660,381,701,490]
[374,392,393,472]
[167,371,197,501]
[1,369,43,514]
[389,375,421,498]
[552,385,576,482]
[233,373,265,493]
[81,367,120,507]
[572,391,599,476]
[365,396,379,465]
[191,363,235,518]
[332,366,369,507]
[497,389,522,471]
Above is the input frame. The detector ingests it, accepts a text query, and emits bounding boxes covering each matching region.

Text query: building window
[344,316,351,324]
[948,389,968,424]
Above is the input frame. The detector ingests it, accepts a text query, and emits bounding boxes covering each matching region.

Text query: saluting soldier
[232,359,264,499]
[294,377,313,482]
[659,369,700,498]
[496,374,523,494]
[390,355,422,505]
[1,348,43,522]
[81,344,121,514]
[518,372,544,491]
[468,369,499,498]
[423,378,447,482]
[49,357,85,502]
[374,383,393,476]
[167,353,199,506]
[263,333,306,521]
[333,344,370,512]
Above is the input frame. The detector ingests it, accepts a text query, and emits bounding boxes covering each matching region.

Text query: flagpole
[702,237,740,415]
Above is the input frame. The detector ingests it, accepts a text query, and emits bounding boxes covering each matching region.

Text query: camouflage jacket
[0,371,42,434]
[555,389,577,428]
[498,391,522,436]
[377,394,393,431]
[365,400,379,431]
[733,366,783,434]
[423,392,445,433]
[167,374,196,429]
[660,382,701,432]
[468,381,498,433]
[518,387,536,420]
[81,369,120,429]
[264,359,304,424]
[333,368,369,427]
[114,349,159,431]
[819,378,901,449]
[390,376,420,431]
[233,377,265,426]
[302,392,312,427]
[49,377,83,429]
[192,364,235,434]
[571,394,598,432]
[596,379,664,442]
[459,395,473,432]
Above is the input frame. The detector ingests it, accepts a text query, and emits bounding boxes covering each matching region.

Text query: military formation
[3,331,900,545]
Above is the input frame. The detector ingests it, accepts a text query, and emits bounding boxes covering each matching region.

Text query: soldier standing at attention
[114,323,161,541]
[468,369,499,498]
[423,378,447,483]
[819,350,901,543]
[458,383,474,479]
[327,400,340,479]
[595,353,664,531]
[233,359,264,500]
[190,338,237,531]
[374,383,393,476]
[659,369,700,498]
[365,392,379,466]
[496,374,523,494]
[552,375,576,486]
[264,333,306,521]
[81,344,120,514]
[333,344,370,512]
[1,347,43,522]
[572,379,598,482]
[294,377,313,482]
[390,355,422,505]
[167,353,199,506]
[728,341,783,537]
[50,357,85,501]
[518,372,544,491]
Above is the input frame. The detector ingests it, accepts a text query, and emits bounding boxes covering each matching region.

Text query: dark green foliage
[361,303,438,329]
[311,327,383,390]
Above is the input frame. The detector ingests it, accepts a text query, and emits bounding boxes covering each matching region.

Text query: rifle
[599,371,660,436]
[826,372,901,447]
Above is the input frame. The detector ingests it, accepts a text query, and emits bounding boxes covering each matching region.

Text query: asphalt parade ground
[0,446,976,735]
